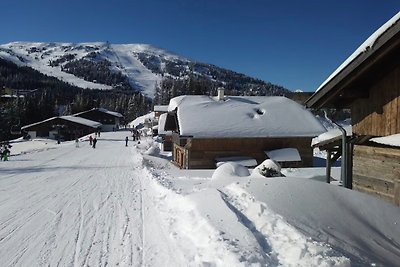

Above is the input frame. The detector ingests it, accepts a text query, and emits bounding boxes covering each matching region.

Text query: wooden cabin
[165,94,326,169]
[154,105,169,119]
[158,113,173,151]
[305,12,400,205]
[73,108,123,131]
[21,116,102,141]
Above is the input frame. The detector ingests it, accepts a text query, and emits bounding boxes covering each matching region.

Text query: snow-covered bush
[212,162,251,178]
[252,159,282,178]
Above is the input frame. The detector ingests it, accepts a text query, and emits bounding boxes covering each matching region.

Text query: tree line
[0,58,150,141]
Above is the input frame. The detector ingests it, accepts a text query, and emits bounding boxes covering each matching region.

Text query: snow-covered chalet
[164,90,326,169]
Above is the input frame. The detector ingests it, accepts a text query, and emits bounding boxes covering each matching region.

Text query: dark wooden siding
[353,144,400,206]
[23,118,98,140]
[352,66,400,136]
[183,137,313,169]
[76,110,118,125]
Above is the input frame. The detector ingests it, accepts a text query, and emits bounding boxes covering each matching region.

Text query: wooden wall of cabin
[352,66,400,136]
[185,137,313,169]
[353,144,400,206]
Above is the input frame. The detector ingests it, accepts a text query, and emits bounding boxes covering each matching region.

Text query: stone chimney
[217,87,225,101]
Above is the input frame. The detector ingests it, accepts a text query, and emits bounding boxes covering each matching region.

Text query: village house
[305,12,400,205]
[164,90,326,169]
[153,105,169,119]
[157,113,173,151]
[21,116,102,141]
[73,108,124,131]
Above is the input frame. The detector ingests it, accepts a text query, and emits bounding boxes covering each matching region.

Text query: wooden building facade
[305,13,400,205]
[74,108,123,131]
[165,95,325,169]
[171,134,314,169]
[21,116,102,141]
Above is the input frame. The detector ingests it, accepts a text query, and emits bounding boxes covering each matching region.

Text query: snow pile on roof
[61,116,102,128]
[312,125,352,146]
[371,133,400,147]
[168,95,326,138]
[154,105,169,112]
[317,11,400,91]
[97,108,123,118]
[21,116,101,129]
[157,113,172,135]
[265,148,301,162]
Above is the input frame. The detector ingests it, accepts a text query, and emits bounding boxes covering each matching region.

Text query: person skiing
[125,136,128,147]
[2,145,10,161]
[92,137,97,148]
[89,135,93,146]
[75,138,79,148]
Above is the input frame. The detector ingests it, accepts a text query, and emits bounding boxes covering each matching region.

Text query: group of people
[88,135,98,148]
[0,144,11,161]
[131,128,141,141]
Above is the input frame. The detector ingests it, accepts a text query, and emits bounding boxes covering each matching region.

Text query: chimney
[217,87,225,101]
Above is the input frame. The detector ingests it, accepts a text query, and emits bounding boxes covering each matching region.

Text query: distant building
[164,92,326,169]
[153,105,169,119]
[21,116,101,140]
[73,108,123,131]
[158,113,173,151]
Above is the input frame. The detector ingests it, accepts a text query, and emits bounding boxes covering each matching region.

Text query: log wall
[353,144,400,206]
[352,66,400,136]
[182,137,313,169]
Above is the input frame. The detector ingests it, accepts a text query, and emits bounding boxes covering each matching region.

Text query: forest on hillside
[0,58,150,141]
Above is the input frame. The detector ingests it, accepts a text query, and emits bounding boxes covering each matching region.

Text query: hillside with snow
[0,42,289,98]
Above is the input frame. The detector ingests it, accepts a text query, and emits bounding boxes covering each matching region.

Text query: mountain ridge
[0,41,290,98]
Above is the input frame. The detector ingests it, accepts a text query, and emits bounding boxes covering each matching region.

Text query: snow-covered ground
[1,131,400,266]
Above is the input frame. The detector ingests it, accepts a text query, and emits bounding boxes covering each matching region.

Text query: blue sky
[1,0,399,92]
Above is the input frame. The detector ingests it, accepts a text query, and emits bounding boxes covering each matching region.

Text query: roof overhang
[305,17,400,110]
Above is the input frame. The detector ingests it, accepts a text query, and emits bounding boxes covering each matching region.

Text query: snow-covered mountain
[0,42,289,98]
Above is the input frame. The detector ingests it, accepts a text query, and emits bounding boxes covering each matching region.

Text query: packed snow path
[2,131,400,266]
[0,132,181,267]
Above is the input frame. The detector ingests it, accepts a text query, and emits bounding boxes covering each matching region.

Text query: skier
[125,136,128,147]
[92,137,97,148]
[89,135,93,146]
[75,138,79,148]
[2,145,10,161]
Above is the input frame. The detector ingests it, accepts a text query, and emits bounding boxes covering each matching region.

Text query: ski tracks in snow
[0,135,147,267]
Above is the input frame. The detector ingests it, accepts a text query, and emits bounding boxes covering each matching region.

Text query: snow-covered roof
[312,125,352,147]
[73,108,123,118]
[154,105,169,112]
[60,116,102,128]
[265,148,301,162]
[158,113,172,136]
[22,116,102,129]
[370,134,400,147]
[97,108,123,118]
[317,12,400,92]
[168,95,326,138]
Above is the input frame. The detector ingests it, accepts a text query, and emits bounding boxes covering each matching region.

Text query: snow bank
[224,183,351,267]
